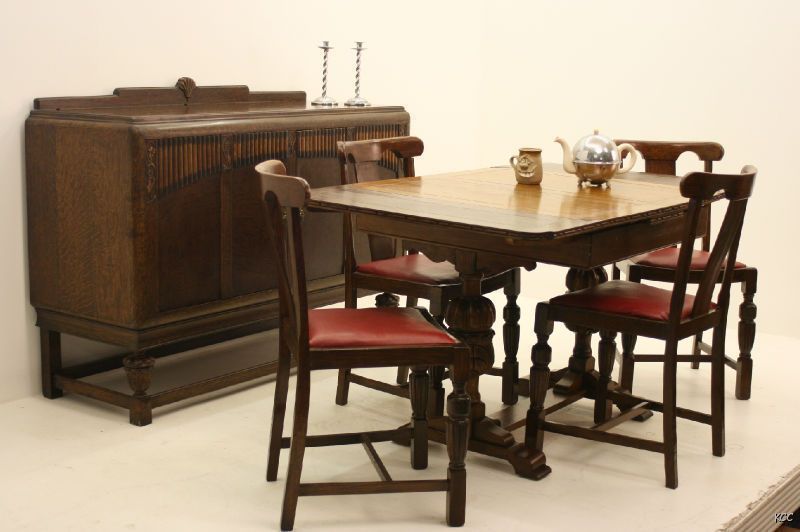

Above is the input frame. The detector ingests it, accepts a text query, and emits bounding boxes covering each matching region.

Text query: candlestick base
[311,95,338,107]
[344,96,370,107]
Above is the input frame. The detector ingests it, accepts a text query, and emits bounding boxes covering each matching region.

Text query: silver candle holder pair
[311,41,369,107]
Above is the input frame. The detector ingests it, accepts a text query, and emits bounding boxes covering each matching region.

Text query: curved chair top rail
[255,160,310,208]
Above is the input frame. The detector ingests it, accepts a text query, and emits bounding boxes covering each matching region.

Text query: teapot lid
[573,129,620,165]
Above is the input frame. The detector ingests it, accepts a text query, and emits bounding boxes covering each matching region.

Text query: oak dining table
[308,162,709,480]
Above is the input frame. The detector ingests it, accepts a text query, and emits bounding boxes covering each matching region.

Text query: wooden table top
[309,163,688,240]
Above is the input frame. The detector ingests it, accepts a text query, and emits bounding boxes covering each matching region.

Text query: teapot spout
[554,137,576,174]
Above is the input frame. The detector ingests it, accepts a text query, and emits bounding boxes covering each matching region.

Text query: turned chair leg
[596,330,617,424]
[267,333,292,481]
[619,333,637,393]
[280,368,311,532]
[409,365,430,470]
[445,352,470,527]
[526,303,554,453]
[502,269,521,405]
[395,368,410,385]
[690,332,703,369]
[426,299,447,418]
[395,295,418,386]
[619,269,641,393]
[736,277,757,400]
[335,284,360,405]
[711,324,726,457]
[663,339,679,489]
[335,369,351,406]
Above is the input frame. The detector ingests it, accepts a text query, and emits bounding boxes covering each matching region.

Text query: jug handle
[617,143,638,175]
[509,155,518,169]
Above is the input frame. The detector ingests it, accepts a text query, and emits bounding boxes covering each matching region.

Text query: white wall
[0,0,485,402]
[476,0,800,342]
[1,0,797,402]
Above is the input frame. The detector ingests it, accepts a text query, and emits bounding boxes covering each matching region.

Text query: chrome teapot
[554,130,637,186]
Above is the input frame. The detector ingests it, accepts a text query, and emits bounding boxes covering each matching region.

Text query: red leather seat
[633,247,746,270]
[550,280,712,321]
[308,307,458,348]
[356,254,460,284]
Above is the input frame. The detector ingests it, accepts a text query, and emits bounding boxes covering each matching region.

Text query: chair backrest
[255,160,310,355]
[668,165,757,324]
[337,136,424,263]
[337,136,424,185]
[615,140,725,251]
[615,140,724,174]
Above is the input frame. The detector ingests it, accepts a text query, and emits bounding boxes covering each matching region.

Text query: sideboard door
[153,137,223,312]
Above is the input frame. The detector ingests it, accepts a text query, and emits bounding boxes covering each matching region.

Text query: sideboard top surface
[28,78,405,124]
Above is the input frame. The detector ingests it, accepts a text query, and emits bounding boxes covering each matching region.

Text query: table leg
[546,267,652,419]
[425,272,550,480]
[553,267,607,395]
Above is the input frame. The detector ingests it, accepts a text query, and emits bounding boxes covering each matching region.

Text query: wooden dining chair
[256,160,471,531]
[334,136,524,413]
[524,165,757,489]
[612,140,758,400]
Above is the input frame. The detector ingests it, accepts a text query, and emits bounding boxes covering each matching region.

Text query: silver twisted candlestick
[345,41,370,107]
[312,41,337,107]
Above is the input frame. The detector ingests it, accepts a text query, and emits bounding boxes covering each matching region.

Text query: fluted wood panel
[147,131,290,200]
[233,131,290,168]
[297,128,347,158]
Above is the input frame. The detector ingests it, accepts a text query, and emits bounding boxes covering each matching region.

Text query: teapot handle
[617,143,638,175]
[509,155,519,170]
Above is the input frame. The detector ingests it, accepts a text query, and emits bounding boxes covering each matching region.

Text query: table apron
[354,210,704,270]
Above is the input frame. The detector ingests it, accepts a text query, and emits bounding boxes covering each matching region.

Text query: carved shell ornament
[175,77,196,102]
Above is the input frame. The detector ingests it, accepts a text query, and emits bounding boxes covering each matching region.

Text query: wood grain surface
[309,163,690,239]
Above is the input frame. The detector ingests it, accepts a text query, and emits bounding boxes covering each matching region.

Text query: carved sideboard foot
[129,398,153,427]
[40,328,63,399]
[123,354,155,426]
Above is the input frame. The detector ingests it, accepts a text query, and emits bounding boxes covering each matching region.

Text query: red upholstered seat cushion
[633,247,746,270]
[356,254,460,284]
[308,307,458,348]
[549,280,712,321]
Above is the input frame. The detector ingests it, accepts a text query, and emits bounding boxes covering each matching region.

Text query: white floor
[1,288,798,532]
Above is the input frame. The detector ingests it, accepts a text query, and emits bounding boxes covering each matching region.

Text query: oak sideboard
[25,78,410,425]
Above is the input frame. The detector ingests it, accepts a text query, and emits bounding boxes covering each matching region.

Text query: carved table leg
[502,268,521,405]
[427,271,549,480]
[445,275,503,435]
[123,353,155,426]
[553,267,607,395]
[736,278,757,400]
[40,328,63,399]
